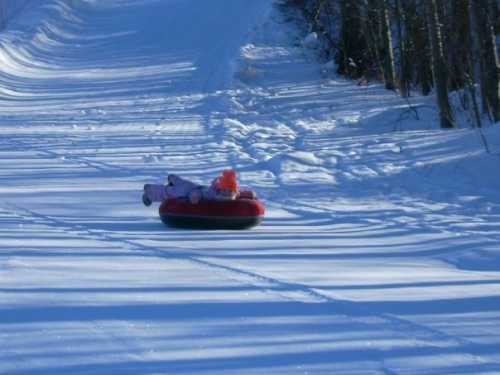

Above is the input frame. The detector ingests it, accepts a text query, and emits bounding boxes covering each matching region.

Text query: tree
[395,0,411,97]
[470,0,500,122]
[425,0,455,128]
[338,0,368,78]
[378,0,396,90]
[291,0,499,127]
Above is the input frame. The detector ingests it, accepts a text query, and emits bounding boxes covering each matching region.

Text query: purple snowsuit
[144,174,220,204]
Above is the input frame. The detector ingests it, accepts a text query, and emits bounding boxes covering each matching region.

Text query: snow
[1,0,500,374]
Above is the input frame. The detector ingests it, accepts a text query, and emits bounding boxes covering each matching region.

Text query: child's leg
[165,176,200,198]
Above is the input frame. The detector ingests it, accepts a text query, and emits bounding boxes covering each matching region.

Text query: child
[142,169,254,206]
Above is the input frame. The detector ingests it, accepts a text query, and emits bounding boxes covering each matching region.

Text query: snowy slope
[1,1,500,374]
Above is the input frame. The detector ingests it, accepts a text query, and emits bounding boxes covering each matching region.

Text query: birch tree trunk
[426,0,455,128]
[378,0,396,90]
[395,0,411,97]
[470,0,500,122]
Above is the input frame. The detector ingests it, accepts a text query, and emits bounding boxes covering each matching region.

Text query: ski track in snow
[1,0,500,374]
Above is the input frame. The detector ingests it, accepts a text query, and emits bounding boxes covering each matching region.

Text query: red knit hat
[216,169,238,192]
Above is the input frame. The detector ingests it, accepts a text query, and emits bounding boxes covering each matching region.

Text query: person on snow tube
[142,169,256,206]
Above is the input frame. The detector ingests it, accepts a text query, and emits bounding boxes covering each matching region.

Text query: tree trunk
[378,0,396,90]
[470,0,500,122]
[338,0,367,78]
[359,0,384,80]
[447,0,471,91]
[426,0,456,128]
[395,0,411,97]
[406,0,433,96]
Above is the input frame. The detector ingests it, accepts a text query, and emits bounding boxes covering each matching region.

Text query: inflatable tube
[159,198,265,229]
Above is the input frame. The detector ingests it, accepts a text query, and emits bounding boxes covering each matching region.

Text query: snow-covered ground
[1,0,500,373]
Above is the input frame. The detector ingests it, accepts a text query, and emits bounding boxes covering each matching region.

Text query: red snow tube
[159,198,265,229]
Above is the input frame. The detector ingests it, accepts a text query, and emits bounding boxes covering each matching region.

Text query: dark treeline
[287,0,500,128]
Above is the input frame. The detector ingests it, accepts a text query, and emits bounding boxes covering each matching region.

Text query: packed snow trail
[1,1,500,374]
